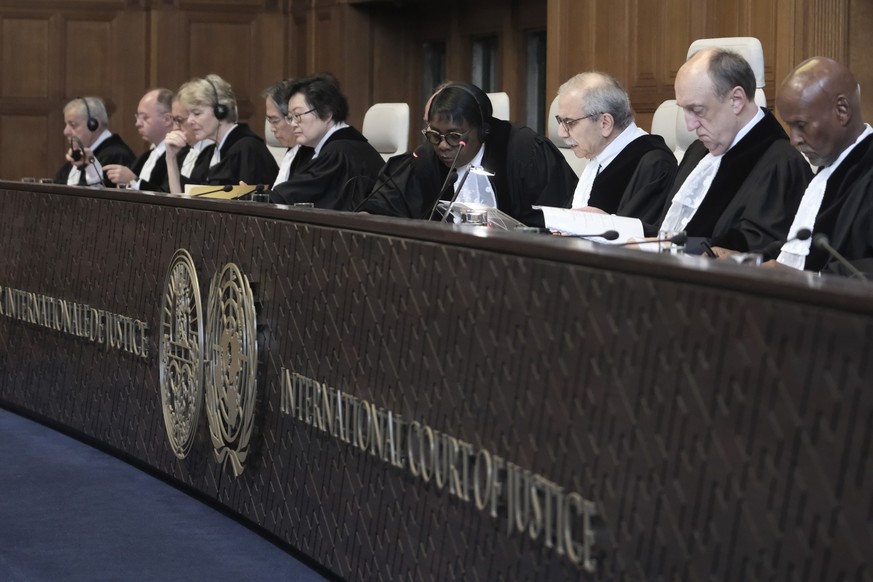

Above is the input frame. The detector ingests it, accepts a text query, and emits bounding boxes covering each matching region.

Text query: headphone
[439,83,492,141]
[80,97,99,132]
[206,77,229,120]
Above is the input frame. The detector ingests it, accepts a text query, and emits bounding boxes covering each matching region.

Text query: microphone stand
[426,141,467,221]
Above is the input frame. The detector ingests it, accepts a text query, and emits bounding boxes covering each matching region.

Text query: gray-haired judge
[55,96,136,187]
[553,72,677,224]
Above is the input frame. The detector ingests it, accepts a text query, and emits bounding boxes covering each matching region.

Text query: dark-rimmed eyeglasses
[266,116,287,128]
[421,129,469,147]
[285,108,317,124]
[554,113,600,131]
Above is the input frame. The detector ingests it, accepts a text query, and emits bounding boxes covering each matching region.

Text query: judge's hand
[66,145,94,168]
[711,246,741,259]
[104,164,136,187]
[165,130,187,157]
[571,206,608,214]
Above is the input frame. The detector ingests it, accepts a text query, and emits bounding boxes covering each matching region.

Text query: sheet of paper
[535,206,644,243]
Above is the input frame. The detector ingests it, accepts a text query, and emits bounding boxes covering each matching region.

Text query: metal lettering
[564,492,596,572]
[473,449,493,511]
[419,425,436,483]
[407,421,421,477]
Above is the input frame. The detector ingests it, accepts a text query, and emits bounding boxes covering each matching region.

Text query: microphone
[441,166,474,222]
[427,140,467,220]
[811,233,868,281]
[353,147,423,213]
[611,231,688,247]
[762,227,812,259]
[569,230,620,241]
[190,184,233,197]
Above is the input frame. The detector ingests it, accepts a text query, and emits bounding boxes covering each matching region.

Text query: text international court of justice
[1,1,872,580]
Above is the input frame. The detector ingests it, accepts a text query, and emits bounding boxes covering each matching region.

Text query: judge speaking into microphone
[358,82,578,226]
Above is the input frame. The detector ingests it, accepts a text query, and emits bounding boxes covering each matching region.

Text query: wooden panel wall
[0,0,870,181]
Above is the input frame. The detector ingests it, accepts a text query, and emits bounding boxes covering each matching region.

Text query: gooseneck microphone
[441,165,475,223]
[571,230,620,241]
[427,141,467,221]
[811,233,868,281]
[763,227,812,258]
[611,231,688,247]
[190,184,233,197]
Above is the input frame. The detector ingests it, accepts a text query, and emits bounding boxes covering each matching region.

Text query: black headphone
[442,83,492,141]
[206,77,229,120]
[80,97,99,132]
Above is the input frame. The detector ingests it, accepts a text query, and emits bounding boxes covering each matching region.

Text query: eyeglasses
[285,108,317,124]
[172,116,186,126]
[421,129,469,147]
[554,113,600,131]
[134,113,150,123]
[266,116,288,128]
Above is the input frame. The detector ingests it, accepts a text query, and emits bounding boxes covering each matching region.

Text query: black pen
[700,240,718,258]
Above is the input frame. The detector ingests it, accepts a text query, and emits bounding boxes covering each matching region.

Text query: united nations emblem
[159,249,205,459]
[204,263,258,477]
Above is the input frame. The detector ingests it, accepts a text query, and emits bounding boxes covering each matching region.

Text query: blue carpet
[0,408,328,582]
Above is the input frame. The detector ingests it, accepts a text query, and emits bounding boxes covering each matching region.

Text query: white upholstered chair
[547,95,588,177]
[487,92,511,121]
[362,103,410,161]
[650,99,678,152]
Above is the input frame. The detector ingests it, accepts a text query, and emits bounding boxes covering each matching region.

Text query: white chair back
[487,92,511,121]
[362,103,410,161]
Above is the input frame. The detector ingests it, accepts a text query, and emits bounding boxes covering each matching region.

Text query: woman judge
[269,73,384,210]
[166,74,278,193]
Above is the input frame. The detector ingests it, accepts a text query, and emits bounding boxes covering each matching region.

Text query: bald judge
[656,48,812,253]
[772,57,873,277]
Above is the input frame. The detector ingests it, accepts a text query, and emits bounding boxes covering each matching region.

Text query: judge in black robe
[126,148,169,192]
[359,84,577,226]
[586,134,677,224]
[203,123,278,187]
[551,72,677,224]
[267,73,383,210]
[657,109,811,251]
[770,56,873,279]
[55,132,136,187]
[167,74,278,193]
[270,127,382,210]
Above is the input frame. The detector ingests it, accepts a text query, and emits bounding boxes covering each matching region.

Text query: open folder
[185,184,259,199]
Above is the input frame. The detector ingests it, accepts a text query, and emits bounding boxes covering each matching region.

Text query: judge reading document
[165,74,278,194]
[766,57,873,278]
[55,96,135,187]
[654,48,811,254]
[544,72,677,227]
[268,73,383,210]
[262,79,307,189]
[358,82,577,225]
[165,94,213,189]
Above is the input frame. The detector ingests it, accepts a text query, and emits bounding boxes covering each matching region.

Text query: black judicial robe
[270,127,383,210]
[174,144,213,189]
[359,118,578,226]
[129,148,168,192]
[587,134,678,224]
[803,134,873,277]
[655,109,812,252]
[54,133,136,187]
[204,124,278,187]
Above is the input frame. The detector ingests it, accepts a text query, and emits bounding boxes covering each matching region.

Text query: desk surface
[1,181,871,581]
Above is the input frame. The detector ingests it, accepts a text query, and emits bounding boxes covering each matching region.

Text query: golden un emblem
[204,263,258,477]
[159,249,205,459]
